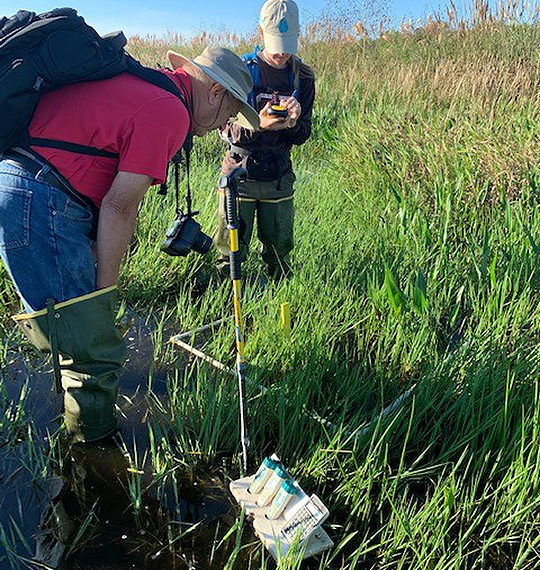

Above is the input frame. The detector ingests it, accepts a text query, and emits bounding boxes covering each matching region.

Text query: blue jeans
[0,160,97,313]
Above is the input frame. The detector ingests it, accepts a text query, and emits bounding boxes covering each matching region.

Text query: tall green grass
[2,1,540,567]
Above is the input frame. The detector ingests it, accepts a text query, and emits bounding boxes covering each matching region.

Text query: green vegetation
[2,2,540,567]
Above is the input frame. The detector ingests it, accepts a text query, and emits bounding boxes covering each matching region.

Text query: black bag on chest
[0,7,189,156]
[0,8,129,154]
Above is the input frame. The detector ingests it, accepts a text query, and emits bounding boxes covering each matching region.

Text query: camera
[160,213,212,257]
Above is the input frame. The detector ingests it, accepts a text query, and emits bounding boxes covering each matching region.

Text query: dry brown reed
[125,0,540,201]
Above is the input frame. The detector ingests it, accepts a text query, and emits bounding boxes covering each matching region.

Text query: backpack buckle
[32,76,44,91]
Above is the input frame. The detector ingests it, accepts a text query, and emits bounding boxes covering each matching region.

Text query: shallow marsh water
[0,314,258,569]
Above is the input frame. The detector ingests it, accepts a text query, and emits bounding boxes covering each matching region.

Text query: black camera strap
[182,134,193,216]
[159,133,194,216]
[174,157,182,215]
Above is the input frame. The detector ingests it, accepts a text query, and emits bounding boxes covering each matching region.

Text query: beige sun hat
[260,0,300,55]
[167,46,259,130]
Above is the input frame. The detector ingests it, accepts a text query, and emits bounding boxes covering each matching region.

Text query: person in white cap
[215,0,315,281]
[1,46,258,444]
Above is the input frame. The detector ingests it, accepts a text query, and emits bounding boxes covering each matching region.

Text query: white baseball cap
[260,0,300,55]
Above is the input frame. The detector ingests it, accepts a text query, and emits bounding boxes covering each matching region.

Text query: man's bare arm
[96,171,153,289]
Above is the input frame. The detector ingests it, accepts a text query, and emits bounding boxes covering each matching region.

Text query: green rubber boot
[13,286,127,442]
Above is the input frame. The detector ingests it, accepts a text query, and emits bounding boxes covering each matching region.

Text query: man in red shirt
[0,46,259,443]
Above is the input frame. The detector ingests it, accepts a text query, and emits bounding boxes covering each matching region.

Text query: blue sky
[2,1,450,37]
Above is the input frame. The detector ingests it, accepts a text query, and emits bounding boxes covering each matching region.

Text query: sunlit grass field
[2,2,540,568]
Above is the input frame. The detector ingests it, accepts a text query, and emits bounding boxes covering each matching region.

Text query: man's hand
[95,171,153,289]
[259,97,302,131]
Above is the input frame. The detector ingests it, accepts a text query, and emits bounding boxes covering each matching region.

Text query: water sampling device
[220,167,250,473]
[170,167,250,473]
[169,168,334,561]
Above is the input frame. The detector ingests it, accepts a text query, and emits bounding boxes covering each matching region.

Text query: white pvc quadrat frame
[170,321,415,443]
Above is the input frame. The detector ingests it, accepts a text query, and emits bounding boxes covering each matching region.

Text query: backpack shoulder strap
[125,57,192,121]
[0,10,36,42]
[242,46,262,107]
[242,48,301,101]
[242,45,261,66]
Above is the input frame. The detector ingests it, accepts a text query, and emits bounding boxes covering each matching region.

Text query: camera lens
[161,215,213,257]
[192,231,213,254]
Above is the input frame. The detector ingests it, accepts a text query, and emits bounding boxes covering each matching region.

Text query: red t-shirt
[28,69,191,207]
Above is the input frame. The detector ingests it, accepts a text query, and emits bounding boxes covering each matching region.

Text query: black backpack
[0,7,191,156]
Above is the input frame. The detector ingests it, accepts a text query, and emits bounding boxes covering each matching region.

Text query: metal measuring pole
[219,167,250,475]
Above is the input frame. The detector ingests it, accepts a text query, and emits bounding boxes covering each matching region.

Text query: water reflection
[1,314,258,569]
[35,436,242,569]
